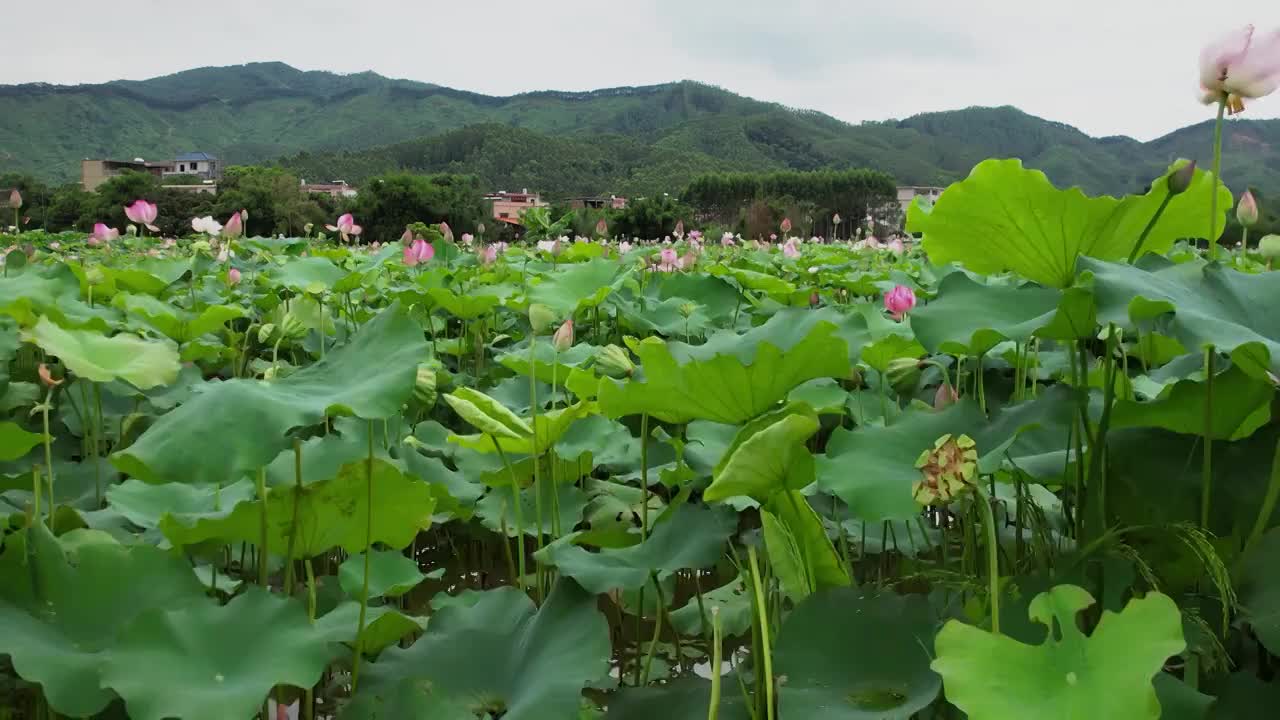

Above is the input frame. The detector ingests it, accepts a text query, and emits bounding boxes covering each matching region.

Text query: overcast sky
[8,1,1280,140]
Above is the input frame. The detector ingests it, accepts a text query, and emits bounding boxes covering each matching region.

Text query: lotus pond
[2,158,1280,719]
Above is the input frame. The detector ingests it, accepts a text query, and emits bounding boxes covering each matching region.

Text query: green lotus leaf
[911,272,1095,355]
[339,549,427,599]
[712,265,796,296]
[761,490,850,600]
[775,589,941,719]
[787,378,849,415]
[109,257,191,296]
[527,257,631,315]
[1206,672,1280,719]
[476,480,589,538]
[1236,525,1280,656]
[444,387,533,440]
[314,602,428,655]
[0,421,46,461]
[100,587,336,720]
[113,303,427,485]
[607,678,752,720]
[428,287,501,319]
[270,255,347,291]
[0,524,208,717]
[1082,256,1280,378]
[112,292,245,343]
[668,573,754,639]
[351,580,610,720]
[932,585,1184,719]
[106,477,257,530]
[342,678,474,719]
[908,158,1229,287]
[704,403,819,503]
[497,340,598,384]
[0,318,18,397]
[23,316,179,389]
[1112,361,1273,441]
[598,308,853,424]
[160,458,435,556]
[1153,673,1214,720]
[537,503,736,593]
[0,264,116,331]
[448,400,594,455]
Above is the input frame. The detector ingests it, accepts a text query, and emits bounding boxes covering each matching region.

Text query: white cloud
[7,0,1280,140]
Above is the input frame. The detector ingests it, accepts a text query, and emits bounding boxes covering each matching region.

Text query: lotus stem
[351,421,375,691]
[1127,190,1174,264]
[639,573,666,685]
[708,606,723,720]
[975,486,1001,635]
[40,393,56,524]
[1245,440,1280,554]
[282,439,303,595]
[491,437,526,594]
[747,546,775,720]
[1208,99,1226,260]
[31,466,41,527]
[256,467,269,586]
[640,413,650,537]
[1200,347,1215,530]
[304,558,317,720]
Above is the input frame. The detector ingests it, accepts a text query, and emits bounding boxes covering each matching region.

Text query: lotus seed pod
[913,433,978,506]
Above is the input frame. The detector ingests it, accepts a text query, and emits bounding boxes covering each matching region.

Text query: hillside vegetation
[3,62,1280,196]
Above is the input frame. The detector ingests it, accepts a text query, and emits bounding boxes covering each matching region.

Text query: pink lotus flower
[674,220,685,239]
[780,217,792,234]
[224,211,243,239]
[326,213,362,241]
[479,244,498,265]
[884,285,917,321]
[537,239,561,256]
[769,233,778,241]
[888,238,905,255]
[721,232,736,246]
[404,238,434,266]
[655,247,680,272]
[124,199,159,232]
[8,189,21,209]
[782,239,801,259]
[552,319,574,352]
[439,221,454,244]
[88,223,120,245]
[689,230,702,241]
[934,382,959,410]
[192,216,221,236]
[1200,25,1280,113]
[596,218,608,236]
[619,241,633,253]
[228,268,242,285]
[1238,190,1260,226]
[461,232,474,246]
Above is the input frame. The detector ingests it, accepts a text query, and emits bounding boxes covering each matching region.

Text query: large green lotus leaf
[932,585,1184,720]
[668,573,754,639]
[427,286,501,319]
[911,272,1093,355]
[353,580,610,720]
[112,292,245,343]
[339,549,427,599]
[704,403,819,503]
[314,601,429,655]
[113,304,427,485]
[819,387,1076,522]
[762,490,850,600]
[271,255,347,292]
[711,265,796,297]
[1236,525,1280,655]
[342,678,474,720]
[0,421,45,461]
[476,480,589,538]
[527,257,631,315]
[537,503,736,593]
[100,587,336,720]
[160,458,435,556]
[598,308,852,424]
[1207,672,1280,719]
[0,524,208,717]
[1154,673,1214,720]
[1082,256,1280,378]
[0,318,18,397]
[908,159,1229,287]
[109,257,191,296]
[775,589,940,719]
[23,316,179,389]
[615,293,717,338]
[1112,362,1273,441]
[607,679,752,720]
[449,400,594,455]
[0,264,119,331]
[106,477,257,530]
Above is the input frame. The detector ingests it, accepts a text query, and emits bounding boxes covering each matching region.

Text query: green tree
[352,173,487,242]
[610,195,692,239]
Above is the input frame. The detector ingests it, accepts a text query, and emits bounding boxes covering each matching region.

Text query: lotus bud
[240,208,249,222]
[913,434,978,506]
[1238,190,1259,227]
[933,382,959,410]
[228,268,242,285]
[7,189,21,209]
[780,217,792,234]
[1167,160,1196,196]
[38,363,62,387]
[596,218,608,237]
[528,303,556,334]
[304,223,314,236]
[414,364,438,408]
[677,302,697,319]
[1259,234,1280,258]
[85,266,106,286]
[126,224,138,237]
[440,221,454,244]
[809,291,820,307]
[885,357,923,394]
[552,319,574,352]
[595,344,635,378]
[477,222,486,235]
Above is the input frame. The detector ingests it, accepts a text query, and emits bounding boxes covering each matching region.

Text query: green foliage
[352,172,488,240]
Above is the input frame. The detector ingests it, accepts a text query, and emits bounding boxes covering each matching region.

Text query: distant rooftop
[174,151,216,161]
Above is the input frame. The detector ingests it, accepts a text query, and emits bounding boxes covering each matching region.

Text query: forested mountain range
[3,62,1279,197]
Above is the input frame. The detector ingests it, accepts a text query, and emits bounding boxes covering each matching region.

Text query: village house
[300,179,358,199]
[484,189,548,225]
[81,151,222,191]
[896,185,945,211]
[565,195,628,210]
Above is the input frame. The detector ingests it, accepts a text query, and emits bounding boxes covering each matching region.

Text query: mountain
[3,62,1280,197]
